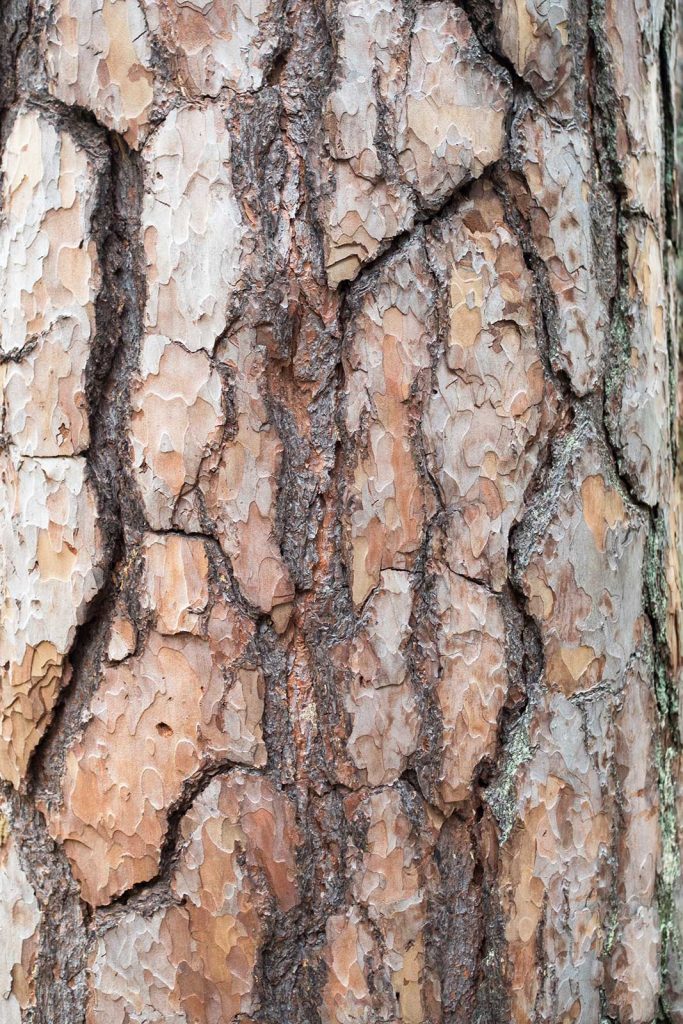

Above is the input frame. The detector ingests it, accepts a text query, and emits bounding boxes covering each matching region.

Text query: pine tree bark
[0,1,681,1022]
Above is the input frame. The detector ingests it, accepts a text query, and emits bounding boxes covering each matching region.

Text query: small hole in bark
[156,722,173,737]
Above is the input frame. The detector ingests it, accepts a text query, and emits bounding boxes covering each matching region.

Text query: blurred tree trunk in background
[0,0,682,1022]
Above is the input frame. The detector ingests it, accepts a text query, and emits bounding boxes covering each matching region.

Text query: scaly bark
[0,1,681,1022]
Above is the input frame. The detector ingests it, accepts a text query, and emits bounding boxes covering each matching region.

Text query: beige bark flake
[87,910,187,1024]
[201,327,294,614]
[396,3,511,208]
[0,453,103,786]
[495,0,573,115]
[425,564,509,810]
[424,182,552,589]
[130,339,224,530]
[0,110,100,457]
[321,909,379,1024]
[0,116,105,789]
[141,532,209,635]
[604,0,665,221]
[521,436,646,696]
[608,220,670,506]
[339,570,420,786]
[515,109,607,394]
[0,831,41,1023]
[144,0,282,98]
[501,694,612,1024]
[47,534,265,904]
[141,105,245,356]
[86,772,299,1022]
[0,132,105,782]
[44,0,154,147]
[605,661,661,1024]
[320,0,415,286]
[343,237,433,607]
[322,163,415,288]
[106,615,137,663]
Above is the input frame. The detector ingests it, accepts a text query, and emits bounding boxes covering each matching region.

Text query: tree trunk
[0,0,681,1022]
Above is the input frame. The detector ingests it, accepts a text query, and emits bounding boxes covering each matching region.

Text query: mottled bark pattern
[0,0,681,1022]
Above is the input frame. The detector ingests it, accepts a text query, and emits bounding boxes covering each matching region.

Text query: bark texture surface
[0,0,682,1022]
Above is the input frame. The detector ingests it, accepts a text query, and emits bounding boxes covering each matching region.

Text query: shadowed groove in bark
[0,786,91,1024]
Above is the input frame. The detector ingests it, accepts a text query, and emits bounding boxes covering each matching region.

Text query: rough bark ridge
[0,0,682,1022]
